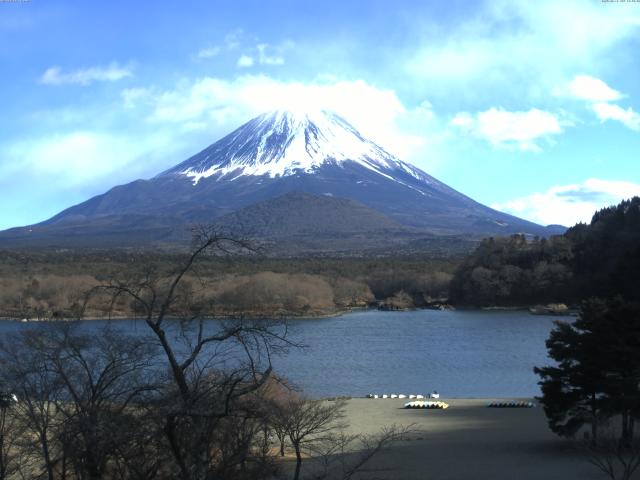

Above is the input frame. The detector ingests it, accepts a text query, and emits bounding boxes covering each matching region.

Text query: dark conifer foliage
[451,197,640,306]
[535,298,640,444]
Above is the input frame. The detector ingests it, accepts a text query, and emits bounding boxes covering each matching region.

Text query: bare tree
[85,226,295,480]
[0,324,160,480]
[0,388,21,480]
[267,390,413,480]
[0,332,64,480]
[269,396,346,480]
[583,420,640,480]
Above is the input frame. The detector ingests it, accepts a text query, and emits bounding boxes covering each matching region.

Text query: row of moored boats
[487,401,535,408]
[366,392,440,400]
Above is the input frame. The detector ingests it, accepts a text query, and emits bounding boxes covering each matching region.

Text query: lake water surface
[0,309,559,398]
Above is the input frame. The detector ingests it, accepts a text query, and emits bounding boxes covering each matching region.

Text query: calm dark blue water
[0,309,559,398]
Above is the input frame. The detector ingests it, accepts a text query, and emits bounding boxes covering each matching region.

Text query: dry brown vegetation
[0,250,458,320]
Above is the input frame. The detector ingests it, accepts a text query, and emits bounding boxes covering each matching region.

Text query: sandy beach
[313,398,602,480]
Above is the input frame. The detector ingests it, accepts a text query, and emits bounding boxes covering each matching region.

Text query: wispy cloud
[492,178,640,226]
[39,62,133,86]
[257,43,285,65]
[196,46,221,59]
[450,108,566,151]
[224,29,244,49]
[236,42,291,68]
[237,55,255,68]
[195,29,244,61]
[121,87,151,109]
[405,0,640,102]
[3,132,145,184]
[592,102,640,131]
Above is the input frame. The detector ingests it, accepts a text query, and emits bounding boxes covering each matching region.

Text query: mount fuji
[0,109,563,252]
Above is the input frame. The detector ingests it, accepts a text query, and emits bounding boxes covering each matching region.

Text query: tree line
[450,197,640,306]
[0,251,457,320]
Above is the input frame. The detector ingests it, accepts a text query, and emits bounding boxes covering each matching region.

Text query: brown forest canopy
[0,252,458,319]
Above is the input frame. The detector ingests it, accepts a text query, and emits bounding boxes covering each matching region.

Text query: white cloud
[196,46,221,59]
[237,55,254,68]
[142,74,437,161]
[3,132,141,184]
[0,127,184,189]
[592,102,640,131]
[450,107,566,151]
[35,133,126,179]
[40,62,133,86]
[236,42,291,68]
[555,75,623,102]
[492,178,640,226]
[405,0,640,99]
[551,75,639,132]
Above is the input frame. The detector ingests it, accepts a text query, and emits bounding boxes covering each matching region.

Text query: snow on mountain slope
[0,108,562,250]
[161,109,430,186]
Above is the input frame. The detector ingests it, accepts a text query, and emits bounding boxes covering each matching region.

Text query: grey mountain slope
[0,110,564,250]
[216,191,404,237]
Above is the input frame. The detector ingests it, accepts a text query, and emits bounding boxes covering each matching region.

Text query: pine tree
[535,298,640,444]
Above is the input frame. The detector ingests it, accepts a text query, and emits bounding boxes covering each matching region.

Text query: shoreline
[0,305,578,323]
[0,308,355,323]
[0,303,576,323]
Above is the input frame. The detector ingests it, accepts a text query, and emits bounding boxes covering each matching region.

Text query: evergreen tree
[535,298,640,444]
[451,196,640,307]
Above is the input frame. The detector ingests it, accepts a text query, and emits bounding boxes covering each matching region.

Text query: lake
[0,309,559,398]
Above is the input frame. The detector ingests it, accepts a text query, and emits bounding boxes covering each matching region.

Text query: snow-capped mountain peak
[162,109,427,184]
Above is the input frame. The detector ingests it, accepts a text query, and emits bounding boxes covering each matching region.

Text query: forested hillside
[450,197,640,306]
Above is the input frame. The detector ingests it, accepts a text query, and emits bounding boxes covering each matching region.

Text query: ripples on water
[0,309,558,398]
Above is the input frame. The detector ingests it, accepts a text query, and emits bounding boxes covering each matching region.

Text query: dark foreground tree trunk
[293,443,302,480]
[591,394,598,445]
[40,430,55,480]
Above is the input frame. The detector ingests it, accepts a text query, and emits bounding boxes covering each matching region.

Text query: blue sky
[1,0,640,229]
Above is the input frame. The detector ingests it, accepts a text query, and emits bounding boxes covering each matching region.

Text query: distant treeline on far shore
[0,252,456,320]
[1,197,639,320]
